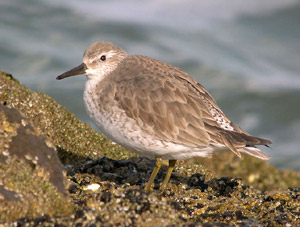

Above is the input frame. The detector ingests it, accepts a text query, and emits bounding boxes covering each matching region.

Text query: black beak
[56,63,87,80]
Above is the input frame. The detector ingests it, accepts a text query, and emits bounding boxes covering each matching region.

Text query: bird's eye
[100,55,106,61]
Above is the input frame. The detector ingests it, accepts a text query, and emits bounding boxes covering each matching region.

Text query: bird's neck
[83,77,103,124]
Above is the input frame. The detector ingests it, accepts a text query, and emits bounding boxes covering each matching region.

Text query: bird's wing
[111,55,271,155]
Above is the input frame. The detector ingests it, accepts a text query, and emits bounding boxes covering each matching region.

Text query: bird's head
[56,42,127,81]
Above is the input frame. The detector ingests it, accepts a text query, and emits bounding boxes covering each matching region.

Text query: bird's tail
[220,132,271,160]
[238,146,270,160]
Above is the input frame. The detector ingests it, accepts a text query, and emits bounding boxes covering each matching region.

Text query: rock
[0,70,132,164]
[1,70,300,226]
[1,70,299,191]
[0,104,72,222]
[57,157,300,226]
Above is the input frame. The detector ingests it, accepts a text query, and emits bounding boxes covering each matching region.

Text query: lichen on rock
[0,70,132,163]
[0,104,72,222]
[1,70,300,226]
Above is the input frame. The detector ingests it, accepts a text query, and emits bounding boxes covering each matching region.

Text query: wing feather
[109,55,271,158]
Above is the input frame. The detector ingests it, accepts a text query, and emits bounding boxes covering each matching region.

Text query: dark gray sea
[1,0,300,170]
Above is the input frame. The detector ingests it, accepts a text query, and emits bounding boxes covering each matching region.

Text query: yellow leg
[144,158,162,192]
[160,160,177,192]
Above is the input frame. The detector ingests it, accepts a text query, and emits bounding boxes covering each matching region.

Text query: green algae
[1,70,300,226]
[61,156,300,226]
[0,70,134,163]
[1,70,299,191]
[0,156,72,223]
[192,150,300,191]
[0,103,73,223]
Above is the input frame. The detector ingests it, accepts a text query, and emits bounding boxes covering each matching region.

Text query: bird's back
[97,55,270,160]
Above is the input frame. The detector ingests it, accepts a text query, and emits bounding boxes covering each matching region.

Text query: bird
[57,42,271,192]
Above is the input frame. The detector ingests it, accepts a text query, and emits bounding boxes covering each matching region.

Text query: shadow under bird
[57,42,271,192]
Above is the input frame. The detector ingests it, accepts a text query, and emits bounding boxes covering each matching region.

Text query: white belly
[83,80,213,160]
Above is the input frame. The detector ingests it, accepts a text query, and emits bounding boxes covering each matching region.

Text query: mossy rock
[0,104,72,222]
[1,70,300,226]
[0,70,133,163]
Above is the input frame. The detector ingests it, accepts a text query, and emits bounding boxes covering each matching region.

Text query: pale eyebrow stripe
[89,50,117,63]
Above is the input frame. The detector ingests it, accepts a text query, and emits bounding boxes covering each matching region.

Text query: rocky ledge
[0,70,300,226]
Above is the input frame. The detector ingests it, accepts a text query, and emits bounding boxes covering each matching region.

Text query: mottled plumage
[57,42,271,191]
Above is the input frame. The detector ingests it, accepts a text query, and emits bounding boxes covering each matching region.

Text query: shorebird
[57,42,271,191]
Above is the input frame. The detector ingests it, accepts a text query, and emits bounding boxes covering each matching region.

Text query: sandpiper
[57,42,271,191]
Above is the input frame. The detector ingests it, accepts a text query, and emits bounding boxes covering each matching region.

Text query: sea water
[0,0,299,170]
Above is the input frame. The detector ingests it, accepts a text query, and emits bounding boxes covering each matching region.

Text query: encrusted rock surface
[0,71,131,163]
[1,71,300,226]
[0,103,72,222]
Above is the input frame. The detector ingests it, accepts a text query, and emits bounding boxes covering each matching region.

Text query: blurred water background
[1,0,300,170]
